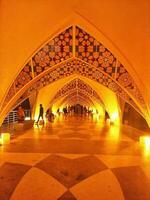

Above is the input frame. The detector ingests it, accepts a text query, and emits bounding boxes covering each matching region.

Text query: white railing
[2,109,31,125]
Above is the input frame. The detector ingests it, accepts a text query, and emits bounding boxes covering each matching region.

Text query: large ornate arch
[0,25,148,125]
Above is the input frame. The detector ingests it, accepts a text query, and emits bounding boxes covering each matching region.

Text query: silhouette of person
[36,104,44,123]
[105,111,109,121]
[17,105,25,123]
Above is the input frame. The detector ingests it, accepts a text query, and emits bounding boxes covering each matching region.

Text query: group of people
[18,103,98,124]
[36,104,55,124]
[17,104,110,124]
[62,105,93,116]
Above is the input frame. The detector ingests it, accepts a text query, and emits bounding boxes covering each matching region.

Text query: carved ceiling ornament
[2,26,147,120]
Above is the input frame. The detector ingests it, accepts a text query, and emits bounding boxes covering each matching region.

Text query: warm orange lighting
[110,112,120,125]
[140,136,150,157]
[140,136,150,146]
[92,113,99,122]
[59,108,63,113]
[0,133,10,145]
[25,117,31,121]
[92,109,96,114]
[104,125,120,153]
[106,118,110,125]
[107,125,120,141]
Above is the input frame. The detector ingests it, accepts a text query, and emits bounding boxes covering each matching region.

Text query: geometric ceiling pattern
[75,27,145,107]
[59,91,95,107]
[6,58,142,116]
[61,97,94,107]
[2,26,147,119]
[49,78,104,107]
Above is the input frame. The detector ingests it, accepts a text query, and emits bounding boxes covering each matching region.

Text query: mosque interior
[0,0,150,199]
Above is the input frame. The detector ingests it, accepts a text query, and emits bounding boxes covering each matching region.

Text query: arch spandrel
[32,27,73,76]
[75,26,117,78]
[75,26,145,108]
[0,26,148,125]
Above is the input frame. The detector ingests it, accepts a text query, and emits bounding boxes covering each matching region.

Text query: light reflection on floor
[0,115,150,200]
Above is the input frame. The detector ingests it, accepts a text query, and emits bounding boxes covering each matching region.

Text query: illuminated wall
[0,0,150,126]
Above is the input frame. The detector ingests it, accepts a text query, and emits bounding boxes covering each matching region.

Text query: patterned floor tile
[10,167,66,200]
[0,153,49,166]
[118,142,142,155]
[90,136,101,140]
[19,134,59,139]
[112,166,150,200]
[141,164,150,180]
[58,154,88,159]
[58,191,77,200]
[71,170,124,200]
[0,162,31,200]
[2,138,134,155]
[58,132,91,140]
[35,154,108,188]
[1,116,150,199]
[95,155,145,168]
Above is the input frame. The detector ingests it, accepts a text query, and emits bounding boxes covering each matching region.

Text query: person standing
[17,105,25,123]
[36,104,44,124]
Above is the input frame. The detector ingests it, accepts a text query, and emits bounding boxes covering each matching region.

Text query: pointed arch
[0,24,149,125]
[48,78,104,108]
[58,91,95,107]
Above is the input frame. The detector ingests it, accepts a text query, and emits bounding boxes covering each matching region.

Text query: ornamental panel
[32,27,73,76]
[2,26,146,118]
[76,26,116,78]
[10,59,141,115]
[15,61,32,92]
[116,61,145,106]
[50,78,104,106]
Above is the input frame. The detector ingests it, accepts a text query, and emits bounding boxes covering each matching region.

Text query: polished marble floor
[0,115,150,200]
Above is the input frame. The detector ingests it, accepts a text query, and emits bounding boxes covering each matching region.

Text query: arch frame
[0,14,149,125]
